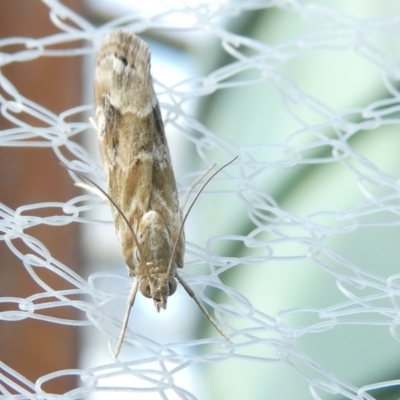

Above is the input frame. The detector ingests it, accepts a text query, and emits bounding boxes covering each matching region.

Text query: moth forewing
[95,29,184,287]
[94,30,227,356]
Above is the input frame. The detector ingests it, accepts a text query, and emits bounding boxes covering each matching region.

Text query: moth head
[139,274,177,311]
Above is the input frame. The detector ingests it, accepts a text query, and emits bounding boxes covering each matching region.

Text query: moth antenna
[61,163,150,356]
[60,163,145,263]
[167,156,238,277]
[166,156,238,340]
[181,162,216,210]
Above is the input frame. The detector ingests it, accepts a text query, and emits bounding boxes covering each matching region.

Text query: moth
[94,30,229,356]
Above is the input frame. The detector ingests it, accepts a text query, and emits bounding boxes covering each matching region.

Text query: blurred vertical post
[0,0,85,394]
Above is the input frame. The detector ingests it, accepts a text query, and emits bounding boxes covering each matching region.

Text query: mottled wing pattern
[94,30,184,276]
[94,32,229,355]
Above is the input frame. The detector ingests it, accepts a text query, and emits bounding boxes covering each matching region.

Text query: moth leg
[114,278,139,358]
[175,273,230,341]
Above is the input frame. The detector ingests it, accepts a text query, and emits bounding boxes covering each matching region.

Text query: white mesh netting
[2,0,400,399]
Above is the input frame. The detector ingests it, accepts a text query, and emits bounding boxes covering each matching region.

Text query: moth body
[94,30,228,356]
[135,210,178,310]
[95,30,184,313]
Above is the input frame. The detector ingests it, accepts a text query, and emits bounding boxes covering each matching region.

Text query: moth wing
[95,31,184,272]
[148,102,185,269]
[95,31,155,271]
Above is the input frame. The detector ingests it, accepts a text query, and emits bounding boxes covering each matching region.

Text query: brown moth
[94,30,228,356]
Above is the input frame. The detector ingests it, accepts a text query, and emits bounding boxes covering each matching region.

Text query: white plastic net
[2,0,400,399]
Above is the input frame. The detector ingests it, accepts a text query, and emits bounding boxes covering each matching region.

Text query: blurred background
[2,1,400,399]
